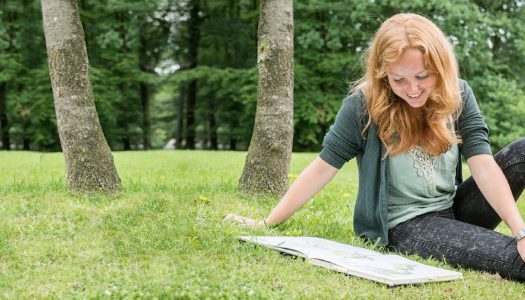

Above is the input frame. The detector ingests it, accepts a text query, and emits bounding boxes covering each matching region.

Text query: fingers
[224,214,251,224]
[223,213,238,222]
[223,213,264,228]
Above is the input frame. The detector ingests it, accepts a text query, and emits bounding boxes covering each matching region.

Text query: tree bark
[139,25,151,150]
[239,0,294,196]
[229,137,236,150]
[0,82,9,150]
[185,0,201,150]
[186,80,197,149]
[41,0,120,193]
[175,82,185,149]
[22,135,29,150]
[140,82,151,150]
[122,132,131,150]
[208,97,218,150]
[0,0,15,151]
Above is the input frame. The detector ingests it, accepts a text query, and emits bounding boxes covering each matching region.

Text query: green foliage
[165,66,258,148]
[81,0,173,149]
[1,150,524,297]
[0,0,56,150]
[8,65,58,151]
[1,0,523,151]
[471,74,525,151]
[289,0,525,151]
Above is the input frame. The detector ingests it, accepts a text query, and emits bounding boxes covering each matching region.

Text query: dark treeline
[1,0,524,152]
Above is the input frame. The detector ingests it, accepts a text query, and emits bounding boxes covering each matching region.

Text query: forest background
[1,0,524,153]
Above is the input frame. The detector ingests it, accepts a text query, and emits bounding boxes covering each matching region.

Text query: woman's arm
[467,154,525,261]
[225,157,339,227]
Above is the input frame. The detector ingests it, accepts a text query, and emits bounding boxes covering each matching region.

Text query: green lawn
[0,150,523,298]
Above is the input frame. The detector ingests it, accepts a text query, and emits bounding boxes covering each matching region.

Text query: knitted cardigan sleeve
[457,80,492,159]
[319,92,366,169]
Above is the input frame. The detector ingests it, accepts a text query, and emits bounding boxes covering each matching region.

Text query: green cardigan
[319,80,492,246]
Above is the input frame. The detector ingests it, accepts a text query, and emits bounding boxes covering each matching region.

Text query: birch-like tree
[239,0,294,196]
[41,0,120,193]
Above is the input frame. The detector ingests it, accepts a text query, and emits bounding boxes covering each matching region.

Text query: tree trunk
[209,120,218,150]
[0,0,15,151]
[0,82,10,150]
[22,136,30,150]
[239,0,294,196]
[209,97,218,150]
[185,0,201,150]
[117,83,132,151]
[138,25,151,150]
[175,82,185,149]
[140,82,151,150]
[41,0,120,193]
[186,80,197,149]
[122,134,131,150]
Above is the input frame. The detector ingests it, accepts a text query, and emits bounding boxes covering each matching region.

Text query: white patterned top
[386,144,459,229]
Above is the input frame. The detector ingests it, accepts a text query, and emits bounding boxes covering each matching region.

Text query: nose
[407,80,419,92]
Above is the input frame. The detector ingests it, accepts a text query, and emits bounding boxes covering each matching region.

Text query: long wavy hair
[354,13,462,157]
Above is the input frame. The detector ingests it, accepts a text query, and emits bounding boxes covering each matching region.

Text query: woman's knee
[495,138,525,167]
[507,137,525,150]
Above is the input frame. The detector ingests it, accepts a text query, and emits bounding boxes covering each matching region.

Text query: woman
[226,13,525,281]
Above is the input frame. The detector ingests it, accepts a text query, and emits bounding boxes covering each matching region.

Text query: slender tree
[0,0,17,150]
[0,82,8,150]
[185,0,201,150]
[174,82,186,149]
[139,27,152,150]
[239,0,294,196]
[41,0,120,193]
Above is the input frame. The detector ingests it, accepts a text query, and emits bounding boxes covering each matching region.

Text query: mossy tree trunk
[41,0,120,193]
[239,0,294,196]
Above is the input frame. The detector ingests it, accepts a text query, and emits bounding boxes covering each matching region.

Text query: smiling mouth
[408,91,422,98]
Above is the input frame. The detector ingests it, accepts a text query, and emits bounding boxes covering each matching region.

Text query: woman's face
[386,48,437,108]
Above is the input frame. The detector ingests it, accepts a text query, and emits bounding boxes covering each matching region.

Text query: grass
[0,150,524,299]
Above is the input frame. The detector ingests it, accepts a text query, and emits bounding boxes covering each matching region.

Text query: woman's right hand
[223,213,266,229]
[224,158,338,230]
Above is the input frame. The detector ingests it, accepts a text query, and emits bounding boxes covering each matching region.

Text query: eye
[417,73,429,80]
[393,78,404,83]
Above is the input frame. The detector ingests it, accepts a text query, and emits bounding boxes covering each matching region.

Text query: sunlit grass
[0,150,523,298]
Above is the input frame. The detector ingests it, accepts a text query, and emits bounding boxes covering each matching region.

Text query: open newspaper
[239,236,462,286]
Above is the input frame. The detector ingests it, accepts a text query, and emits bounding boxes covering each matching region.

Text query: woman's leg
[388,138,525,281]
[388,208,525,281]
[454,138,525,228]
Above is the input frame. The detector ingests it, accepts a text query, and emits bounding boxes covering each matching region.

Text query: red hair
[354,13,462,157]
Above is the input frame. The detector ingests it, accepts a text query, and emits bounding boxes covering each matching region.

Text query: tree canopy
[1,0,523,152]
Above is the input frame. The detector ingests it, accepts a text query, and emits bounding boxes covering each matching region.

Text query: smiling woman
[226,13,525,283]
[386,48,437,109]
[356,13,462,158]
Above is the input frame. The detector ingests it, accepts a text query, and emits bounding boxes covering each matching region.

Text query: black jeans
[388,138,525,281]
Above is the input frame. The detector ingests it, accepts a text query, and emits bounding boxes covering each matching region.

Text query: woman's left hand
[518,239,525,262]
